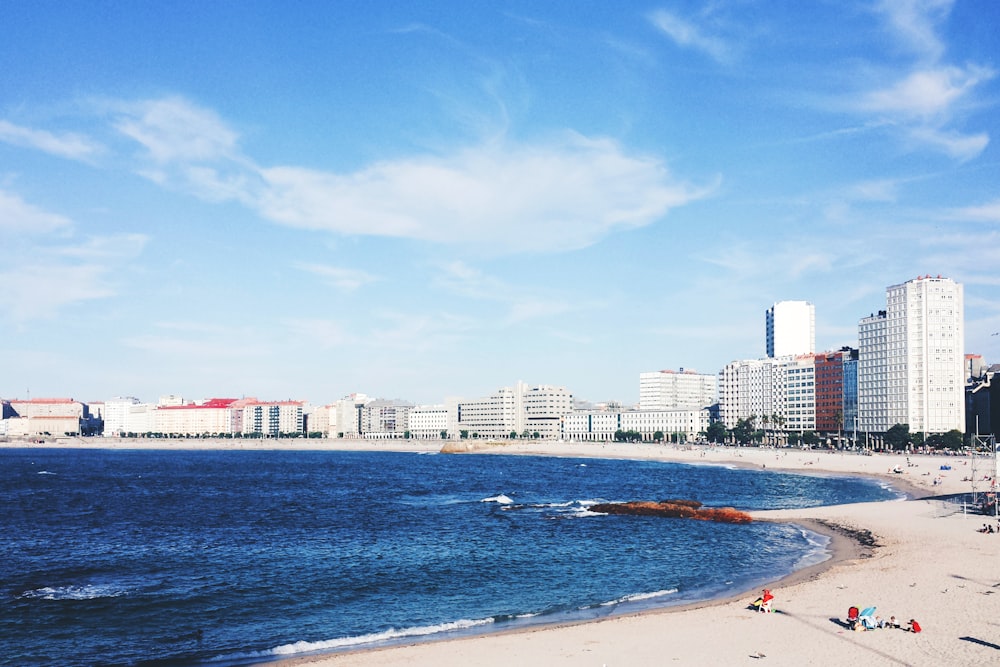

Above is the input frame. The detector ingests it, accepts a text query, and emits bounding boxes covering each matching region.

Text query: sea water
[0,448,900,666]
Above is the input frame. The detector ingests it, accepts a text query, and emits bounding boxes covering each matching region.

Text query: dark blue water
[0,448,899,666]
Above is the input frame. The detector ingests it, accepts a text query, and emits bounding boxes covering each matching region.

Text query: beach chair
[859,606,877,630]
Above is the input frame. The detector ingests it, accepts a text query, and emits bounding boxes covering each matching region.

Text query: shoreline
[255,442,997,666]
[7,438,997,665]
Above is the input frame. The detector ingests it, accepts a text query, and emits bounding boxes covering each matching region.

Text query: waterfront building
[766,300,816,358]
[360,399,413,439]
[3,398,87,437]
[638,369,717,410]
[858,275,965,434]
[562,407,710,442]
[408,404,452,439]
[457,382,572,440]
[719,358,789,429]
[814,348,859,436]
[154,398,240,436]
[104,397,141,436]
[332,393,370,438]
[240,400,305,437]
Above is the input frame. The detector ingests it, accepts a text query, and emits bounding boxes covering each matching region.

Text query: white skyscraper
[766,301,816,358]
[858,275,964,434]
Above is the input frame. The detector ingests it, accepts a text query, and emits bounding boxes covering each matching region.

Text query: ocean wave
[37,470,57,475]
[597,588,680,607]
[792,527,832,569]
[481,494,514,504]
[18,584,129,601]
[210,617,496,662]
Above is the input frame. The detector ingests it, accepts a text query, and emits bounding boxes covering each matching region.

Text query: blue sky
[2,1,998,407]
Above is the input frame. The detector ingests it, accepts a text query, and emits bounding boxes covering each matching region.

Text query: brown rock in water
[589,500,751,524]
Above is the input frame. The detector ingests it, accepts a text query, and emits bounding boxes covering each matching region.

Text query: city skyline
[2,2,999,406]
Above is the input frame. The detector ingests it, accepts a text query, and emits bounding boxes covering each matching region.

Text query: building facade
[766,300,816,358]
[457,382,572,440]
[638,369,717,410]
[858,275,965,434]
[814,348,859,435]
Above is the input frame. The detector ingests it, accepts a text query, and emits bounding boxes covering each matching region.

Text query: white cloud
[908,126,989,161]
[950,199,1000,222]
[648,9,730,63]
[258,135,714,252]
[0,119,103,161]
[294,263,379,291]
[850,179,900,202]
[0,189,73,234]
[874,0,953,60]
[860,65,993,119]
[113,96,240,163]
[0,263,115,321]
[106,97,712,253]
[0,190,147,322]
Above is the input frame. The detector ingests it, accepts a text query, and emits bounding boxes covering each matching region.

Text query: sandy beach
[8,437,1000,665]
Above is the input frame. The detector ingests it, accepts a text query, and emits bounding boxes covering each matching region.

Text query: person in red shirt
[907,619,922,633]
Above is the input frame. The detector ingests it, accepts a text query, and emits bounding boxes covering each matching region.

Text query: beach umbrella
[860,606,876,617]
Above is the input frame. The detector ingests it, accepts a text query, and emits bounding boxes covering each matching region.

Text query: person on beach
[907,619,922,633]
[751,589,774,613]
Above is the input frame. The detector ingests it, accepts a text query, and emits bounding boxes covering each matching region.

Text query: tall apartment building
[815,348,859,434]
[639,369,717,410]
[719,358,788,429]
[858,275,964,434]
[766,301,816,358]
[718,354,819,434]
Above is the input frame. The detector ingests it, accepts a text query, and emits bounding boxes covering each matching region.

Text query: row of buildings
[2,276,996,445]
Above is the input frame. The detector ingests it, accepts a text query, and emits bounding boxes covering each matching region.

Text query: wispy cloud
[0,263,116,321]
[648,9,730,63]
[859,65,993,119]
[0,189,147,322]
[294,262,379,291]
[258,134,713,252]
[848,2,995,160]
[0,189,73,233]
[949,199,1000,223]
[101,96,714,253]
[0,119,102,161]
[112,96,240,163]
[874,0,954,61]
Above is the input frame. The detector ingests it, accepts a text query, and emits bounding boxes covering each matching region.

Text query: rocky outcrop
[590,500,752,523]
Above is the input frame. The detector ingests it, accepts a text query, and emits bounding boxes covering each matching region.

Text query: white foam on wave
[37,470,57,475]
[211,617,496,662]
[793,527,832,569]
[481,494,514,504]
[18,584,129,601]
[598,588,680,607]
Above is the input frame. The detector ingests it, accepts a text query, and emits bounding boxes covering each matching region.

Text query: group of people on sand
[977,521,999,534]
[847,606,920,633]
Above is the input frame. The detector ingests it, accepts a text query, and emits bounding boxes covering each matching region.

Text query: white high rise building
[858,275,964,434]
[766,301,815,358]
[639,369,717,410]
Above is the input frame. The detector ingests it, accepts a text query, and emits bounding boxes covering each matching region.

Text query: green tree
[510,431,518,439]
[460,429,469,439]
[705,421,728,444]
[732,418,754,445]
[802,430,820,446]
[884,423,910,450]
[653,430,664,443]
